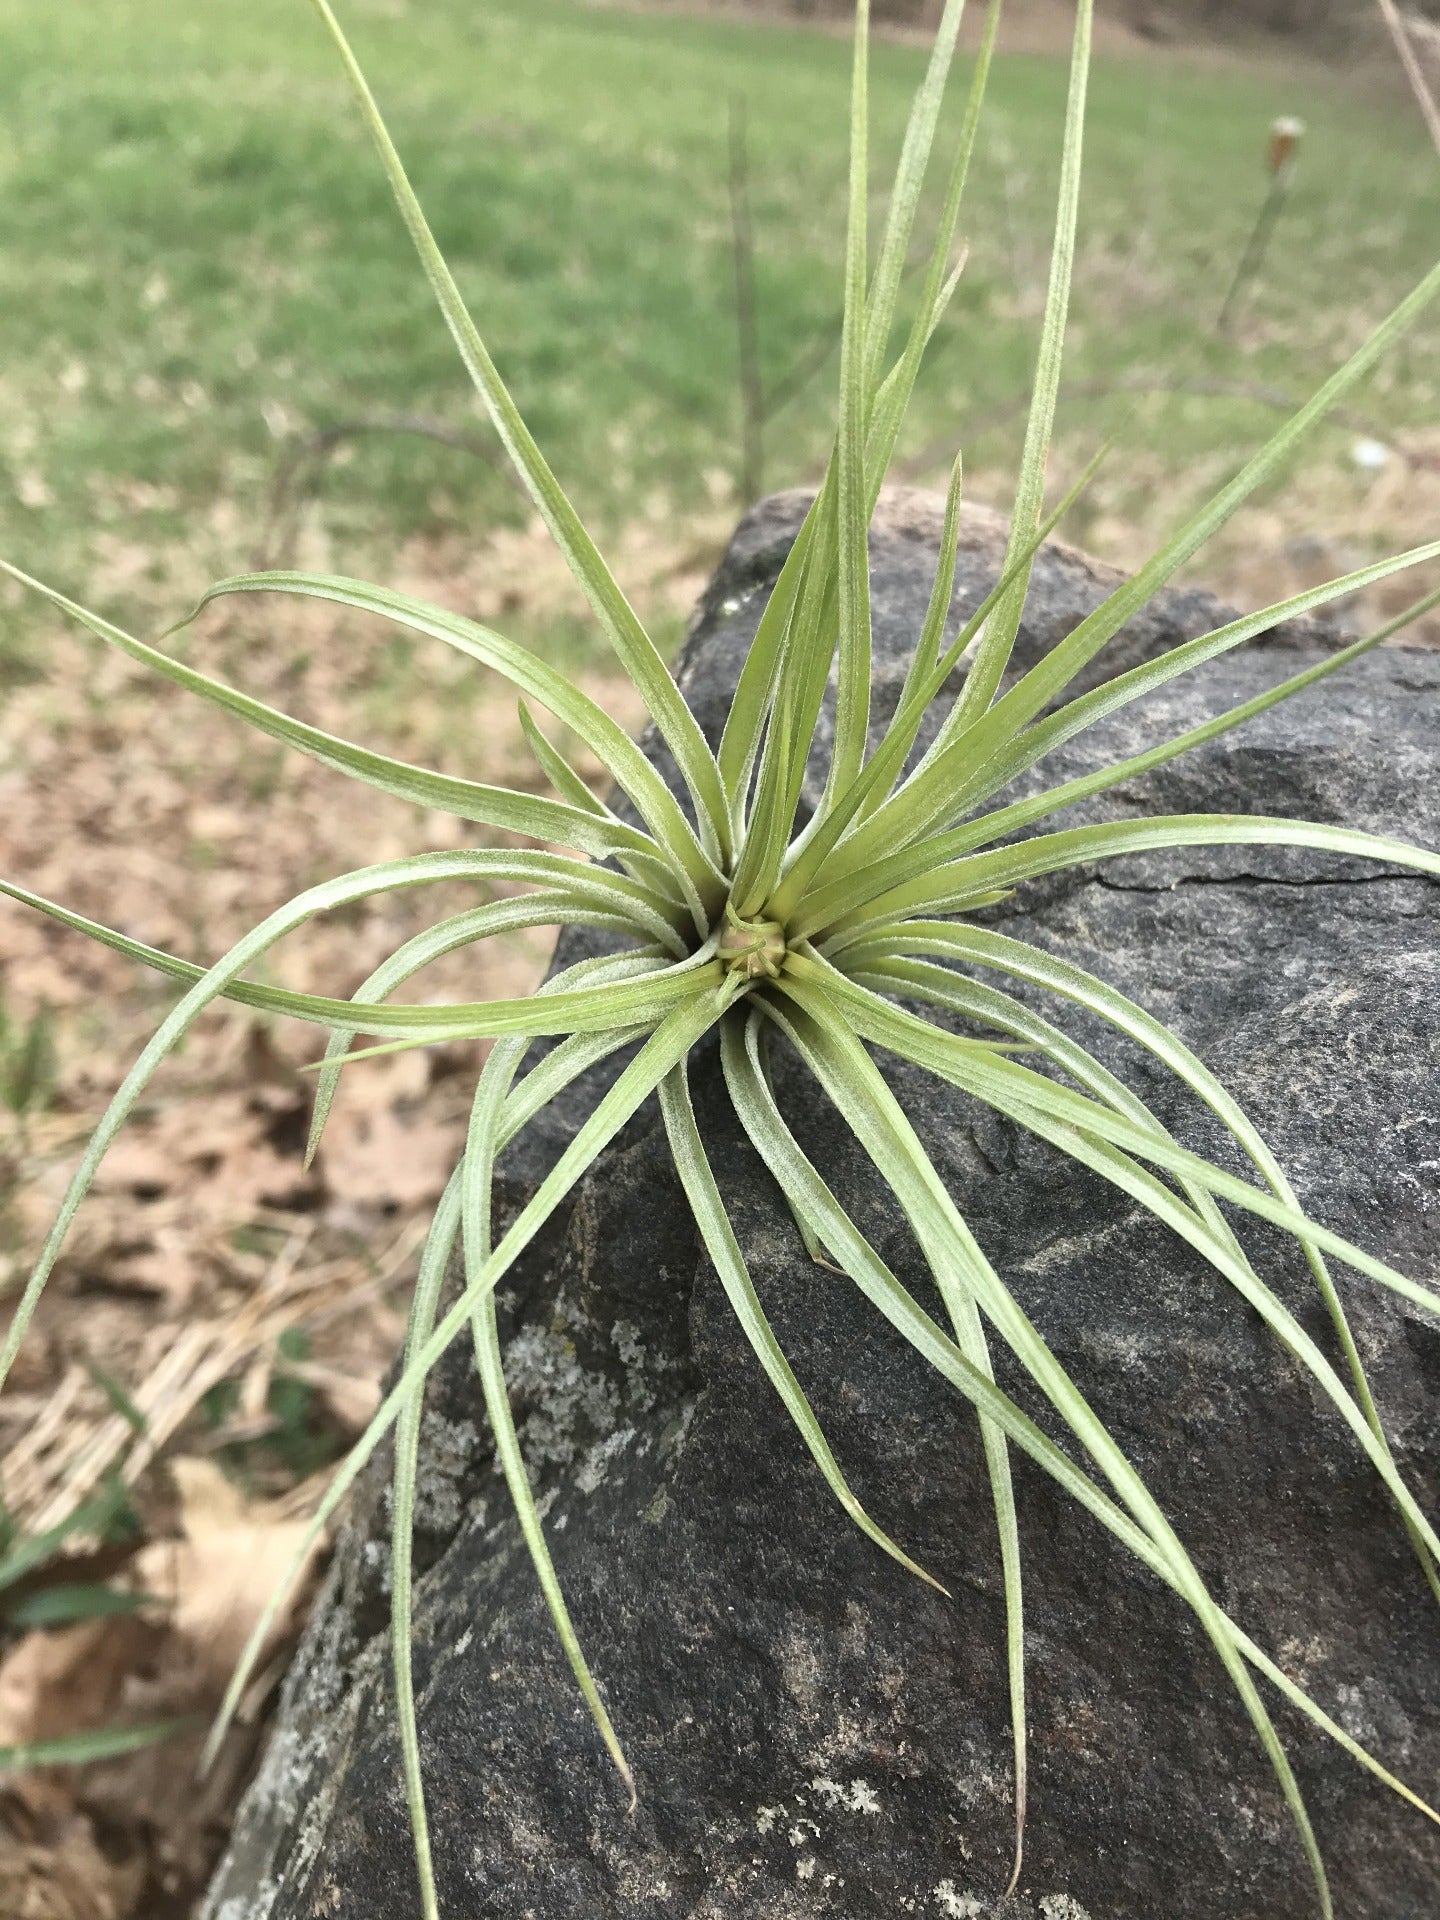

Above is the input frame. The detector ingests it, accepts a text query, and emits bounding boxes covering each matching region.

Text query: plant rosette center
[717,908,789,981]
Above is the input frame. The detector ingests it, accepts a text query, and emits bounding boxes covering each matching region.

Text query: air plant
[2,1,1439,1914]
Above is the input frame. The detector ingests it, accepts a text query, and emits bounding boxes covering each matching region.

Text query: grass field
[0,0,1437,663]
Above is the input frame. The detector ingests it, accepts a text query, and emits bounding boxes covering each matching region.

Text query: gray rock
[205,490,1440,1920]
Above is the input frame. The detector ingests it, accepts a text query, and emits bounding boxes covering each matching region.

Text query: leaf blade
[304,0,729,865]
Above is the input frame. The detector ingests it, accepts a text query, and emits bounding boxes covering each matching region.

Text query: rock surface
[205,490,1440,1920]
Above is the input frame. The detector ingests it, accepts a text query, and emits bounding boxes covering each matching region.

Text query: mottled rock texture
[205,490,1440,1920]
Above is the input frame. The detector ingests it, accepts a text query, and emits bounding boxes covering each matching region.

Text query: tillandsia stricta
[2,0,1440,1911]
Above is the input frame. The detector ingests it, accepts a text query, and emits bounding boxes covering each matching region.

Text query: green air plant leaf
[3,1,1439,1914]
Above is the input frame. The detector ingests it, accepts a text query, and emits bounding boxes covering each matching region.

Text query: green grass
[0,0,1435,658]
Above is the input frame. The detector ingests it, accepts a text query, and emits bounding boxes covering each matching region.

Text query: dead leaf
[0,1457,322,1915]
[283,1360,381,1434]
[0,1805,145,1920]
[134,1457,322,1688]
[0,1616,165,1819]
[317,1103,461,1211]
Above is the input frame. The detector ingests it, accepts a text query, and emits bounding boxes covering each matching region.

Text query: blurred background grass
[0,0,1436,669]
